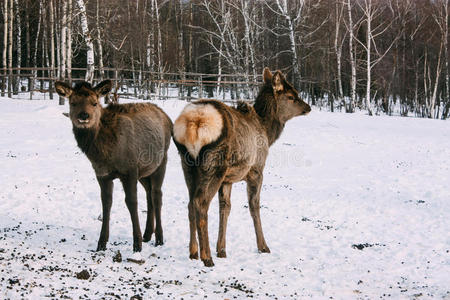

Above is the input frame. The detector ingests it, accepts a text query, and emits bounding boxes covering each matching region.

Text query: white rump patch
[173,103,224,158]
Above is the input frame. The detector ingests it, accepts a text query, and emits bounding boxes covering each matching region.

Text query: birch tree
[2,0,8,97]
[345,0,357,112]
[76,0,95,83]
[333,0,346,108]
[49,0,55,99]
[7,0,13,98]
[355,0,399,115]
[13,0,20,94]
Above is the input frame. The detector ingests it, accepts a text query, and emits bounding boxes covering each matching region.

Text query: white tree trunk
[67,0,72,82]
[7,0,13,98]
[334,2,344,105]
[76,0,95,83]
[96,0,104,80]
[49,0,55,99]
[429,41,443,118]
[13,0,20,94]
[60,0,67,80]
[2,0,8,97]
[365,0,373,116]
[347,0,356,112]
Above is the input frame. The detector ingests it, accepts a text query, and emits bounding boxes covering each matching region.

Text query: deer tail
[173,103,223,159]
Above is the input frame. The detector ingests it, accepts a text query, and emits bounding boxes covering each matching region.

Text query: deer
[55,80,172,254]
[173,68,311,267]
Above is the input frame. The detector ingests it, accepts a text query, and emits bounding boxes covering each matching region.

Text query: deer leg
[194,174,224,267]
[181,163,199,259]
[188,198,198,259]
[96,176,113,251]
[121,174,143,252]
[139,177,154,243]
[150,154,167,246]
[216,183,232,258]
[246,172,270,253]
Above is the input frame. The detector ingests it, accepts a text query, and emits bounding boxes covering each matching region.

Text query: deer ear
[55,81,73,98]
[94,80,112,97]
[263,67,272,85]
[272,71,285,92]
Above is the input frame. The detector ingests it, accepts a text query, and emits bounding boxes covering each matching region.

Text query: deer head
[263,68,311,122]
[55,80,112,129]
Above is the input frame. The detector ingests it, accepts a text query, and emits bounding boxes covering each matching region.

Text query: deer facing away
[173,68,311,266]
[55,80,172,253]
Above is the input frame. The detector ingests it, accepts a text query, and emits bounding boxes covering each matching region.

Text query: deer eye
[288,96,294,101]
[70,102,77,107]
[92,102,97,107]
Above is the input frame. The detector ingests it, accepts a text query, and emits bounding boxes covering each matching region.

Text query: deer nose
[78,111,90,120]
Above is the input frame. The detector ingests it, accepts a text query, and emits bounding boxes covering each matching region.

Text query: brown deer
[173,68,311,266]
[55,80,172,253]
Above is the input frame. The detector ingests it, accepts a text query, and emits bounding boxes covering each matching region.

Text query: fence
[0,67,263,103]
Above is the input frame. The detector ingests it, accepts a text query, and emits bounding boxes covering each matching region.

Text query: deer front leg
[121,175,143,252]
[216,183,232,258]
[246,171,270,253]
[96,176,114,251]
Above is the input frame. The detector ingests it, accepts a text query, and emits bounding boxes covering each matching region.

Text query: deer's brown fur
[55,80,172,253]
[173,68,311,266]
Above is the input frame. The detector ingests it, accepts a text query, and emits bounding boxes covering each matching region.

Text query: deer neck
[72,108,112,162]
[253,88,286,146]
[72,124,101,159]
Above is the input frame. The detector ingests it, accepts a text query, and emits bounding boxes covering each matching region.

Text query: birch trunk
[347,0,356,112]
[31,1,42,99]
[59,0,67,104]
[76,0,95,83]
[60,0,67,79]
[442,0,449,119]
[67,0,72,83]
[49,0,55,99]
[96,0,104,80]
[334,2,344,106]
[429,40,443,118]
[7,0,13,98]
[365,1,373,116]
[13,0,20,94]
[2,0,8,97]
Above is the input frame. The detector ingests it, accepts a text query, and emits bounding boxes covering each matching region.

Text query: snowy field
[0,96,449,299]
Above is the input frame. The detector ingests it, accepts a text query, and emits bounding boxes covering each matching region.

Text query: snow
[0,96,449,299]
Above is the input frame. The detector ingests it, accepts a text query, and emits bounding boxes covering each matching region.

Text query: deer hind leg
[139,176,154,243]
[216,183,232,258]
[96,176,114,251]
[182,164,199,260]
[246,171,270,253]
[194,173,225,267]
[120,174,143,252]
[149,154,168,246]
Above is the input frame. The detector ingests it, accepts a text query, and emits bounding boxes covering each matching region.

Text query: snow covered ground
[0,96,449,299]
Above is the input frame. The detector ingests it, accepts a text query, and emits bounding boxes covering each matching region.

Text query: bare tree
[7,0,13,98]
[2,0,8,97]
[13,0,20,95]
[355,0,399,115]
[76,0,95,83]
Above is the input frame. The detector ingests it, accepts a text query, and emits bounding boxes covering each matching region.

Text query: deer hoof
[155,238,164,247]
[258,246,271,254]
[142,232,153,243]
[202,258,215,267]
[189,252,199,260]
[96,243,107,252]
[217,250,227,258]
